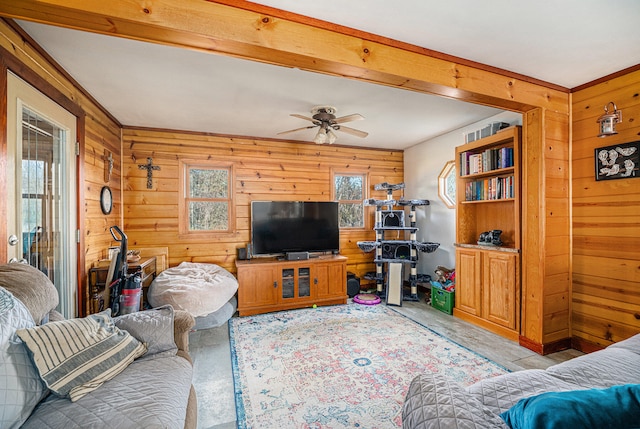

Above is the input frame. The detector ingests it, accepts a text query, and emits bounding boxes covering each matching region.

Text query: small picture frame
[594,141,639,181]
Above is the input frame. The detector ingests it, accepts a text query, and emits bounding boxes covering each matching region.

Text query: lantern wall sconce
[597,101,622,137]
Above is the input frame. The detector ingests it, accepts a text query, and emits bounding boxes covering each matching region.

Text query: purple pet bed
[353,293,381,305]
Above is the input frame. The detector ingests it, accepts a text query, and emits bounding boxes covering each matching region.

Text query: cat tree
[357,182,439,305]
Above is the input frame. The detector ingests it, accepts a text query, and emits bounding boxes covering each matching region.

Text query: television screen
[251,201,339,256]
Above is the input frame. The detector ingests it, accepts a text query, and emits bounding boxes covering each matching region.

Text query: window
[22,159,46,265]
[333,171,368,228]
[22,159,45,233]
[438,160,456,209]
[180,161,234,235]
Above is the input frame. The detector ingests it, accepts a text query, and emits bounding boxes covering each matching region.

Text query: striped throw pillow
[16,310,147,402]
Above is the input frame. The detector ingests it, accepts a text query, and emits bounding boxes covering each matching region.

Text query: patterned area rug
[230,303,508,428]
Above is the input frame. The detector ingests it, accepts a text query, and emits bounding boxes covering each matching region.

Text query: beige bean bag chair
[149,262,238,320]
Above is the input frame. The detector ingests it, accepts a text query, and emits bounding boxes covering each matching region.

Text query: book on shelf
[460,147,513,176]
[464,175,514,201]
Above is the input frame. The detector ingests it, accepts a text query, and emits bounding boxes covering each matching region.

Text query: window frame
[178,160,235,237]
[438,160,456,209]
[331,169,370,230]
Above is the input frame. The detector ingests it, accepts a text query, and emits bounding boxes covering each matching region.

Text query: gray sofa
[0,263,197,429]
[403,333,640,428]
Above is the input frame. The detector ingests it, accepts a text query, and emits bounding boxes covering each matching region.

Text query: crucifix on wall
[138,157,160,189]
[101,149,113,182]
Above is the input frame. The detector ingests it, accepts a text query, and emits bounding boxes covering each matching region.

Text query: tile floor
[188,296,583,429]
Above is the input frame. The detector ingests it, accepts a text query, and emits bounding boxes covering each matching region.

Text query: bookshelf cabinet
[454,126,521,340]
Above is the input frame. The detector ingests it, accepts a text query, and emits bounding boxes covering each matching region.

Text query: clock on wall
[100,186,113,215]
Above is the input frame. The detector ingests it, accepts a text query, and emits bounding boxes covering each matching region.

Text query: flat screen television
[251,201,339,256]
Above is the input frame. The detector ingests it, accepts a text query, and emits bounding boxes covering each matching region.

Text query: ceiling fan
[278,106,368,144]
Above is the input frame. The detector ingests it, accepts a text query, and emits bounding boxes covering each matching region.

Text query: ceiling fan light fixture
[327,128,337,144]
[314,127,327,144]
[280,106,367,144]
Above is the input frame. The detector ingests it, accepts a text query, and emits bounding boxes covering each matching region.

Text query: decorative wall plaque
[595,141,639,181]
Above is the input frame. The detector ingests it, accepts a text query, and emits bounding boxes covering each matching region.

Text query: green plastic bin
[431,285,455,315]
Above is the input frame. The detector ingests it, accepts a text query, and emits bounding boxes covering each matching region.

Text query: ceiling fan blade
[336,125,368,138]
[334,113,364,124]
[290,113,316,122]
[277,125,317,135]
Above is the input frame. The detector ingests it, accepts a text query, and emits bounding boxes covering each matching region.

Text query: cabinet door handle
[274,281,278,288]
[314,278,318,285]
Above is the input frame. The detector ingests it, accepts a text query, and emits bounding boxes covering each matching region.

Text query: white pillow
[0,286,47,428]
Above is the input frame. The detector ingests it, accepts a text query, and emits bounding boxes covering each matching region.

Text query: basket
[431,285,455,315]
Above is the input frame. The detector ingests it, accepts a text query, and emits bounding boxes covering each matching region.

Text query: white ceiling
[14,1,640,150]
[254,0,640,88]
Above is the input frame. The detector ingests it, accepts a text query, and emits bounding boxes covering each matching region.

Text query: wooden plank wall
[572,69,640,351]
[121,128,403,277]
[0,20,122,316]
[83,118,122,265]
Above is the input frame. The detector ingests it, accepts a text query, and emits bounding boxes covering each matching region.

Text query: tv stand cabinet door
[237,265,278,315]
[279,266,313,302]
[315,261,346,300]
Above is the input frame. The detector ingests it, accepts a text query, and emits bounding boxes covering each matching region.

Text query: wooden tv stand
[235,255,347,316]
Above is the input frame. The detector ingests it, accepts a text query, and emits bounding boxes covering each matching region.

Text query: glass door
[6,71,77,318]
[297,267,310,298]
[280,267,312,301]
[282,268,295,299]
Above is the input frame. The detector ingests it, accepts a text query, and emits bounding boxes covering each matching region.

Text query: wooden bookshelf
[454,126,522,340]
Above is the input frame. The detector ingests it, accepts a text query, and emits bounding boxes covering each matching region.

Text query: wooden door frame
[0,45,87,315]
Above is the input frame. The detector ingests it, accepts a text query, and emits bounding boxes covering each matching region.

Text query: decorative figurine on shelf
[477,229,503,246]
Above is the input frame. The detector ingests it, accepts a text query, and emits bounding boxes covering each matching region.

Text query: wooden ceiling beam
[0,0,568,114]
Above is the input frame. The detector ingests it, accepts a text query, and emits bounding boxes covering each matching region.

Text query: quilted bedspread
[403,334,640,429]
[21,355,193,429]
